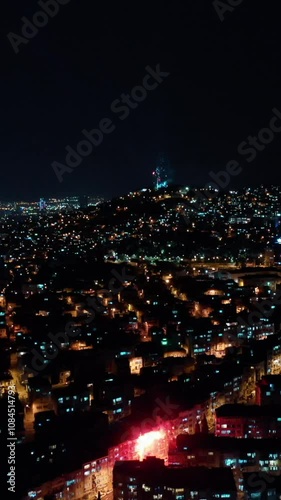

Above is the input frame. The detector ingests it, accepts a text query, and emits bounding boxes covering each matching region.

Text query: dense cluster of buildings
[0,185,281,499]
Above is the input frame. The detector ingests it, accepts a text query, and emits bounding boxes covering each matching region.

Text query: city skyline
[2,181,281,204]
[1,182,281,498]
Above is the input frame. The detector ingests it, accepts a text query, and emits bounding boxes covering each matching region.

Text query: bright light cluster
[135,430,165,460]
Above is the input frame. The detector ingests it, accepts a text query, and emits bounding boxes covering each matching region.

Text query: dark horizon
[3,181,281,204]
[2,0,281,200]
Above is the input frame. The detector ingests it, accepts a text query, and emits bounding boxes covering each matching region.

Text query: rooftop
[216,404,281,418]
[114,458,236,491]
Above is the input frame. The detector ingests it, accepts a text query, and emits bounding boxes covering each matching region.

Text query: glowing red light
[135,430,165,460]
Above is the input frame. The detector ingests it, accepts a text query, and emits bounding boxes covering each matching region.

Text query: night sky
[2,0,281,200]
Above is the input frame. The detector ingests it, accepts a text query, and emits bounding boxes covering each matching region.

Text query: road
[10,352,35,441]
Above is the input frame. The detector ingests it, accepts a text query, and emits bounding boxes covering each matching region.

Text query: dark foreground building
[215,404,281,438]
[113,456,237,500]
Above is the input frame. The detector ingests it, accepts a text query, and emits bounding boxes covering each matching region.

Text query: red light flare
[135,430,166,461]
